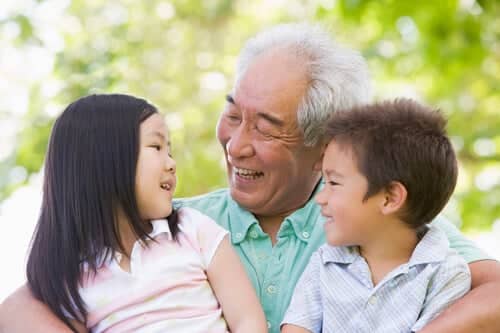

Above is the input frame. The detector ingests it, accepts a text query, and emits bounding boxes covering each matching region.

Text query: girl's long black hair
[26,94,179,331]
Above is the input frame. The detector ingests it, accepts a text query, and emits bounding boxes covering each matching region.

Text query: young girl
[26,94,267,333]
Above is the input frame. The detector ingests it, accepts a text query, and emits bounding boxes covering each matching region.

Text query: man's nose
[226,124,255,159]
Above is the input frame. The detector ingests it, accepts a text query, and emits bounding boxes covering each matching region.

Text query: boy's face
[315,140,386,247]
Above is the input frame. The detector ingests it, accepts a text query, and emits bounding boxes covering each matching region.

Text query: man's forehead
[238,50,308,92]
[232,62,307,117]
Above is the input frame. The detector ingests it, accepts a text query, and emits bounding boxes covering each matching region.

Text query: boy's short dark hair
[325,98,457,228]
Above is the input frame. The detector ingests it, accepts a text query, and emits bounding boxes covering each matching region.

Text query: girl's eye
[150,145,161,151]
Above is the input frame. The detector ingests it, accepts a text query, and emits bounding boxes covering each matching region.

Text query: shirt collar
[321,225,448,267]
[149,218,179,240]
[322,245,360,264]
[288,182,323,243]
[227,181,324,244]
[228,197,259,244]
[407,224,449,267]
[91,219,174,268]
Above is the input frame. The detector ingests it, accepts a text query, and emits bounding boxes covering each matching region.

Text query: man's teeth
[161,183,171,190]
[234,167,263,179]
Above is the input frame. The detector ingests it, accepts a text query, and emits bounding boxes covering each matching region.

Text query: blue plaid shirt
[282,225,471,333]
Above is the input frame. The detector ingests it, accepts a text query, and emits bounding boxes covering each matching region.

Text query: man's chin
[230,187,264,212]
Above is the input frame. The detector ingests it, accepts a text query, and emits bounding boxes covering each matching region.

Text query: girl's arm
[281,324,313,333]
[0,285,73,332]
[207,235,268,333]
[0,285,89,333]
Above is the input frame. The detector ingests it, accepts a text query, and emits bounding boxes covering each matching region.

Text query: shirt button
[235,232,243,239]
[267,285,277,294]
[368,296,377,305]
[250,230,258,239]
[302,231,310,238]
[267,321,272,329]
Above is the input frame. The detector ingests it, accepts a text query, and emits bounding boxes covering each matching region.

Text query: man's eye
[255,126,273,137]
[227,114,241,122]
[329,181,340,186]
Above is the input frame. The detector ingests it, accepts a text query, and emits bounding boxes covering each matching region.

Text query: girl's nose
[166,155,176,173]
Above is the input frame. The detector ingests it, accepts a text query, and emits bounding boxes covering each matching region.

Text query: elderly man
[2,23,500,333]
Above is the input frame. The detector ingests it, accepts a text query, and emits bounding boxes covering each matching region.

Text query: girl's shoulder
[176,206,228,246]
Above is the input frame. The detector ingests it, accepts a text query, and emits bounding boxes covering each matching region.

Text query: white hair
[235,23,372,146]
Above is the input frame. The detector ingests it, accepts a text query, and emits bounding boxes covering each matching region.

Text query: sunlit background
[1,0,499,302]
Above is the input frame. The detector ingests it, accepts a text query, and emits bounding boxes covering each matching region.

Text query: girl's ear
[379,181,407,216]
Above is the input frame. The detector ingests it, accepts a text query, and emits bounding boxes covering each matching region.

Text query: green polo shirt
[175,188,489,333]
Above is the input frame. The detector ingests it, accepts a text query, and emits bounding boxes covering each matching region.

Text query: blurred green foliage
[1,0,499,231]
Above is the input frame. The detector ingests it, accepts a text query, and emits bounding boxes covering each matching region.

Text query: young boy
[281,99,471,333]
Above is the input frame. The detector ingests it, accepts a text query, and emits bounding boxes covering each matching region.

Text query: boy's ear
[380,181,407,215]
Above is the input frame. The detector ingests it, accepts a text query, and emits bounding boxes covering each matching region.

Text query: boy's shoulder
[414,225,467,266]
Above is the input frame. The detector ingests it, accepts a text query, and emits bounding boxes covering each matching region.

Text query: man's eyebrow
[225,94,235,104]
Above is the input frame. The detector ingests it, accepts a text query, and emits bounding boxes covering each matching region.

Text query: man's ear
[380,181,407,215]
[313,142,328,172]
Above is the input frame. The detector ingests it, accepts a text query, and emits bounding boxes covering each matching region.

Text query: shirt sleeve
[185,207,229,268]
[281,250,323,333]
[431,214,491,263]
[411,253,471,332]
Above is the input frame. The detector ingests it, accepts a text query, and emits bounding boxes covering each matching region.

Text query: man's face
[216,49,323,217]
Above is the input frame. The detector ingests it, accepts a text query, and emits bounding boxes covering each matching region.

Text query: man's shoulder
[174,188,231,223]
[176,188,229,203]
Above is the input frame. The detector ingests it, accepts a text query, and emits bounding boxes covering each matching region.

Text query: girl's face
[135,113,176,220]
